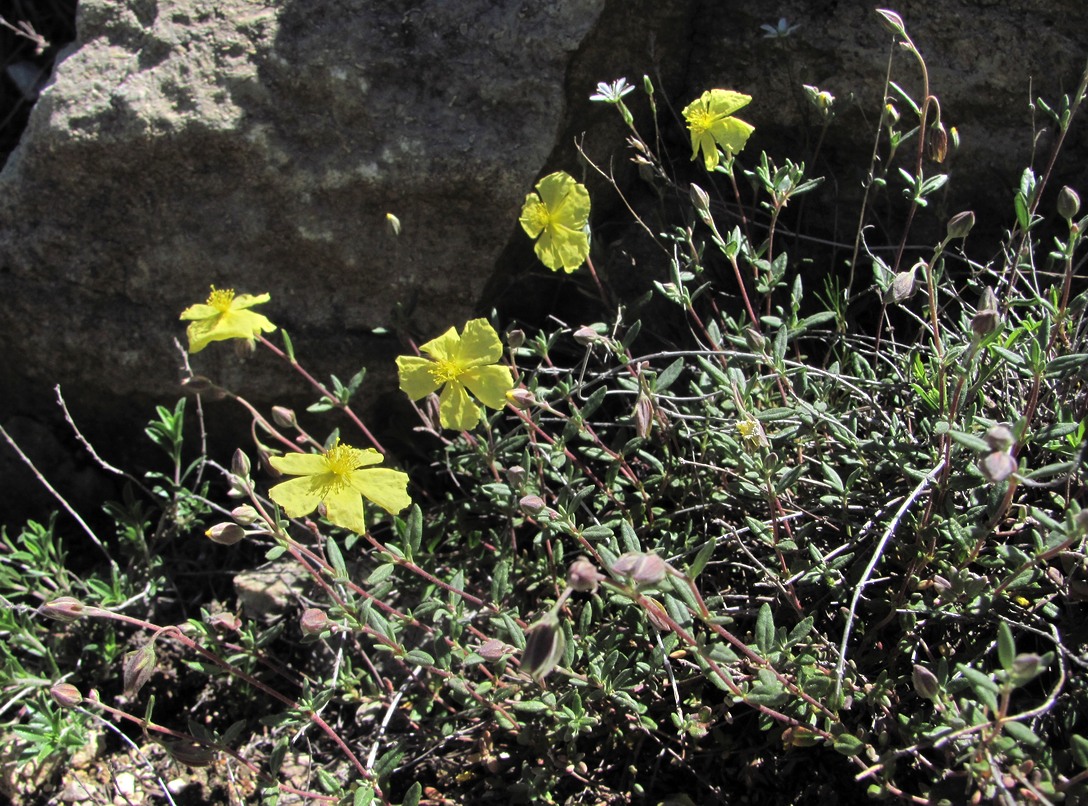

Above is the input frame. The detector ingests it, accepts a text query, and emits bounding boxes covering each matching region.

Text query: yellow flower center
[206,286,236,312]
[324,443,360,489]
[525,202,553,233]
[687,107,715,136]
[430,358,465,384]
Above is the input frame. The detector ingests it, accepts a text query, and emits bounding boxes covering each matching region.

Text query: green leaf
[755,603,774,654]
[655,358,685,393]
[689,539,716,580]
[366,563,396,586]
[402,781,422,806]
[833,733,866,756]
[326,537,347,580]
[997,621,1015,673]
[1002,720,1043,747]
[1071,734,1088,767]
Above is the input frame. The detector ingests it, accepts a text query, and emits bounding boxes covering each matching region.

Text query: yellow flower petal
[396,355,444,400]
[321,487,367,534]
[268,475,328,518]
[418,327,460,363]
[348,468,412,515]
[456,319,504,366]
[179,288,276,353]
[268,452,330,476]
[461,364,515,410]
[439,381,480,431]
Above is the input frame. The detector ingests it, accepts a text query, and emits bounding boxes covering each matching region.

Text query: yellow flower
[268,442,411,534]
[682,90,755,171]
[179,287,277,353]
[518,171,591,273]
[396,319,514,431]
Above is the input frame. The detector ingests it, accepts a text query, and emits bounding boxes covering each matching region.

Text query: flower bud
[300,607,329,636]
[123,643,157,697]
[271,406,297,428]
[206,522,246,546]
[505,465,526,488]
[1010,653,1044,685]
[946,210,975,240]
[979,451,1017,483]
[505,388,536,409]
[744,326,766,354]
[883,103,900,126]
[506,329,525,351]
[518,495,547,517]
[567,557,604,594]
[970,286,1001,337]
[39,597,85,623]
[50,682,83,708]
[180,375,217,395]
[521,614,565,682]
[876,9,906,36]
[573,326,601,346]
[611,552,668,586]
[231,505,260,526]
[925,121,948,163]
[475,638,512,662]
[984,423,1016,452]
[634,394,653,439]
[689,183,712,223]
[912,664,940,700]
[385,212,402,237]
[883,267,917,304]
[231,449,251,478]
[1058,186,1081,221]
[643,74,654,96]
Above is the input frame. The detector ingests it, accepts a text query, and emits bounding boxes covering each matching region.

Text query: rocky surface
[1,0,1086,522]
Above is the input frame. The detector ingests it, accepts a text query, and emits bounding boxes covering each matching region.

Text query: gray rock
[1,1,1086,521]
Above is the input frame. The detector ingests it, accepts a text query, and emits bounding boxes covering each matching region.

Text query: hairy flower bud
[876,9,906,36]
[271,406,297,428]
[475,638,512,662]
[979,451,1017,483]
[573,326,601,346]
[506,329,525,351]
[984,423,1016,452]
[689,183,712,224]
[946,210,975,240]
[518,495,547,517]
[521,614,565,682]
[231,449,251,478]
[50,682,83,709]
[925,121,948,163]
[39,597,85,623]
[884,266,917,304]
[567,557,604,594]
[506,388,536,409]
[231,505,260,526]
[612,552,668,586]
[1058,186,1081,221]
[300,608,329,636]
[634,394,654,439]
[123,643,157,697]
[505,465,526,488]
[384,212,401,237]
[971,286,1001,338]
[206,522,246,546]
[912,665,940,700]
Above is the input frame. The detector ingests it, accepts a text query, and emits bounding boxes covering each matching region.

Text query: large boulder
[1,0,1085,524]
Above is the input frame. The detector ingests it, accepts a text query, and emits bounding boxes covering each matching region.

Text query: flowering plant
[267,442,411,534]
[518,171,591,273]
[396,319,514,431]
[682,89,755,171]
[179,287,276,353]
